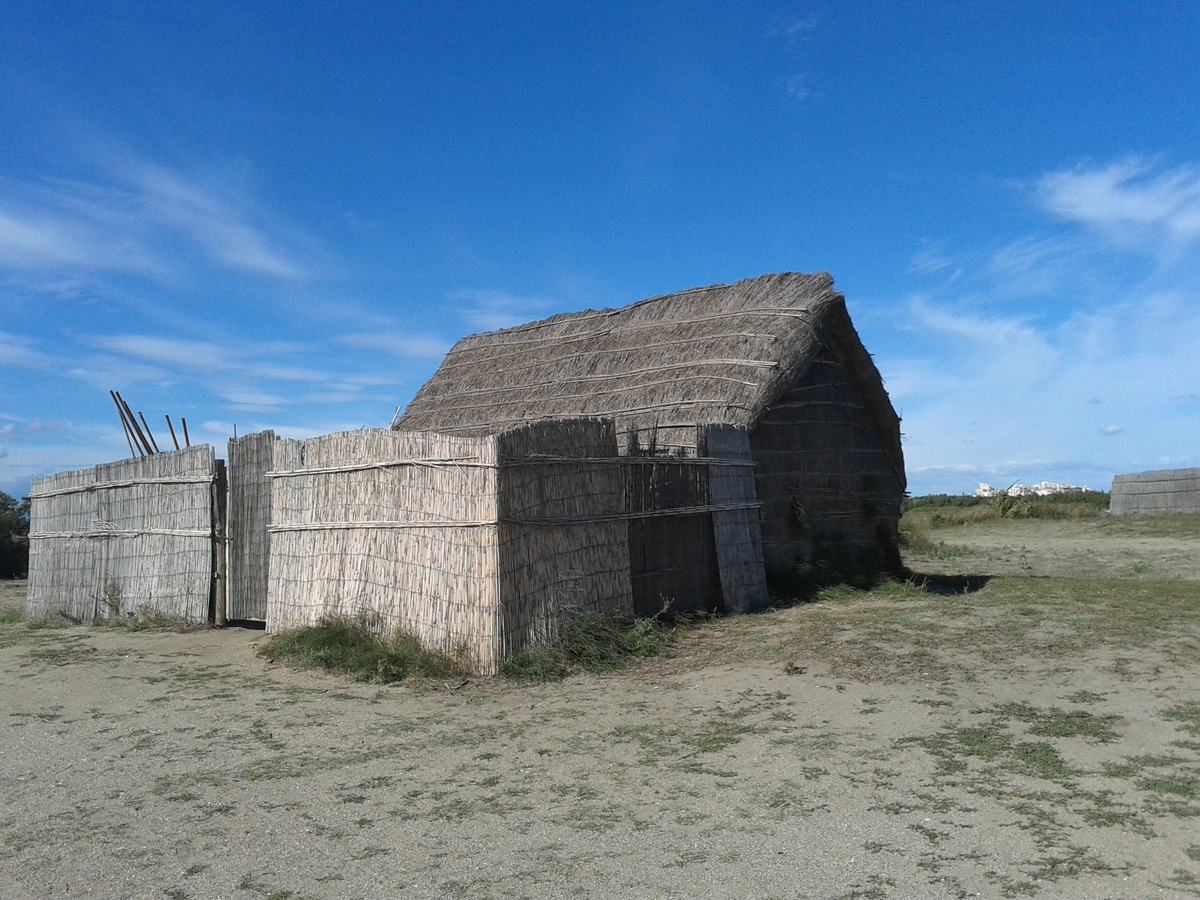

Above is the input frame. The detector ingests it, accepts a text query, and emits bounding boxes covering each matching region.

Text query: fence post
[213,458,228,625]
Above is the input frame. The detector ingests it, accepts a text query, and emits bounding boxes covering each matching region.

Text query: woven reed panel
[227,430,276,620]
[266,429,502,671]
[26,445,217,623]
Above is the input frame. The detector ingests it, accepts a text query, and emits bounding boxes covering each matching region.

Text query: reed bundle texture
[26,445,217,622]
[227,430,276,620]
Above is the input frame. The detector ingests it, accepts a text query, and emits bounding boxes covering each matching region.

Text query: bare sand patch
[1,517,1198,899]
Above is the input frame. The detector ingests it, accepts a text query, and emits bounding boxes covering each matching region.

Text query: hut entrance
[629,513,722,617]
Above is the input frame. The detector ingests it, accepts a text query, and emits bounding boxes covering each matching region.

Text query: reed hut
[395,271,906,600]
[1111,467,1200,515]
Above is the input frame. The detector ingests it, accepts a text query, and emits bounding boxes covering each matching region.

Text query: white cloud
[123,162,305,279]
[0,331,50,370]
[1039,158,1200,251]
[907,244,955,276]
[1101,425,1124,435]
[339,333,452,358]
[0,153,311,282]
[785,75,811,101]
[92,335,332,384]
[450,289,555,332]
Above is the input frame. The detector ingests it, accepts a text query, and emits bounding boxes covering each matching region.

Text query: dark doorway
[629,513,723,617]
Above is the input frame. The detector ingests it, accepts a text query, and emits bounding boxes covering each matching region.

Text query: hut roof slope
[395,272,887,443]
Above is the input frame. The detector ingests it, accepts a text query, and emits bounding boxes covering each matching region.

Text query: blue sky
[2,2,1199,497]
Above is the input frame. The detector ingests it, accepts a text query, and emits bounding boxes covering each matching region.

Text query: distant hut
[395,271,906,605]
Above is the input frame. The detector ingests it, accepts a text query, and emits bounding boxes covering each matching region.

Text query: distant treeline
[902,494,1108,513]
[1,491,30,579]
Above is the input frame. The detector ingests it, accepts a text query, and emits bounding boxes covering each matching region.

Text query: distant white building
[975,482,1092,499]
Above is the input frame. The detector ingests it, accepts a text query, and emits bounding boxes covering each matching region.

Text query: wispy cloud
[450,289,555,332]
[875,156,1200,494]
[767,13,823,103]
[0,153,312,282]
[1039,157,1200,252]
[907,244,956,276]
[0,331,51,369]
[339,333,452,358]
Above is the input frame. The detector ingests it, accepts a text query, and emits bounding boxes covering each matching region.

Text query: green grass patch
[1012,742,1075,780]
[92,609,209,632]
[1163,703,1200,736]
[1139,775,1199,798]
[501,613,672,681]
[903,492,1110,520]
[995,702,1120,742]
[259,617,469,683]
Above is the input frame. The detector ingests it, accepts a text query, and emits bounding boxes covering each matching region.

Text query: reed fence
[26,445,221,623]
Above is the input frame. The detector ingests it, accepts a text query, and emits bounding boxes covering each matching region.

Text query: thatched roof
[394,271,903,484]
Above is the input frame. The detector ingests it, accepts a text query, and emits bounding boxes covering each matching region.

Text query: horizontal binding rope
[267,503,762,532]
[502,456,755,467]
[506,502,761,526]
[266,459,494,477]
[28,475,215,499]
[267,457,755,478]
[270,520,498,532]
[30,529,212,539]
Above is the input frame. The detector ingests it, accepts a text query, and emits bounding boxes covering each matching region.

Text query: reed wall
[495,420,633,658]
[704,425,770,612]
[266,429,502,669]
[227,430,276,620]
[26,446,218,622]
[751,346,904,580]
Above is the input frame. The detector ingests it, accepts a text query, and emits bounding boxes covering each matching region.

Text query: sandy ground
[1,516,1199,900]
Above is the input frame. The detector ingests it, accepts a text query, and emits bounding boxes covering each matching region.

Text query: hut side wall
[1111,468,1200,515]
[495,420,633,658]
[750,345,903,582]
[265,429,503,672]
[26,446,217,623]
[227,430,276,620]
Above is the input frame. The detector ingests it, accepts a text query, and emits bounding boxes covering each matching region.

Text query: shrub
[0,491,30,579]
[259,616,469,682]
[501,612,673,682]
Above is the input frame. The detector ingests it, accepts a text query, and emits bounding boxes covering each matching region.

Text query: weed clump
[259,617,468,683]
[501,613,672,682]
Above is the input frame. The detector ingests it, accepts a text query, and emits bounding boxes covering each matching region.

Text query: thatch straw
[394,272,902,480]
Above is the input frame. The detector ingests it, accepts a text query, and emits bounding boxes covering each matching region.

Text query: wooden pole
[117,392,154,455]
[181,417,191,448]
[213,458,228,626]
[137,411,161,453]
[110,390,140,458]
[165,415,181,451]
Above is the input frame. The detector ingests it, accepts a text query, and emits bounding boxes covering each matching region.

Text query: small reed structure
[1111,467,1200,515]
[26,445,223,623]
